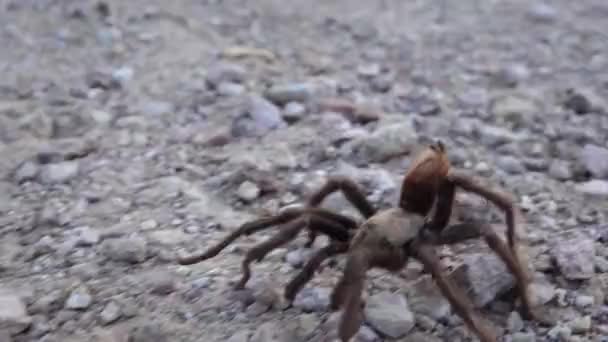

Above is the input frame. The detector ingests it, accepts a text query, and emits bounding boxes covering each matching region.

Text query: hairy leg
[177,207,304,265]
[429,222,537,320]
[235,217,308,289]
[447,170,520,254]
[177,206,357,265]
[330,248,371,342]
[304,176,375,247]
[284,242,349,303]
[413,241,498,342]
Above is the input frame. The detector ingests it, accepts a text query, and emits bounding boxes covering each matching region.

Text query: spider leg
[235,217,308,289]
[429,222,537,321]
[330,248,370,342]
[446,170,521,257]
[284,241,349,303]
[412,241,498,342]
[177,207,305,265]
[235,212,357,290]
[305,176,376,247]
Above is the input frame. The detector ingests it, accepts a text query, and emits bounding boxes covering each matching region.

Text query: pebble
[552,236,596,280]
[547,325,572,340]
[65,287,93,310]
[0,290,32,335]
[510,332,536,342]
[364,291,415,339]
[111,66,134,87]
[264,83,315,105]
[293,287,331,312]
[206,62,247,87]
[237,180,260,202]
[548,160,573,180]
[574,295,595,309]
[576,179,608,197]
[568,315,592,334]
[101,237,148,264]
[39,161,80,184]
[496,155,526,174]
[282,101,306,123]
[348,119,418,163]
[579,144,608,179]
[527,3,558,23]
[99,301,121,325]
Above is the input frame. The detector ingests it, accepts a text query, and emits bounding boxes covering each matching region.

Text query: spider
[320,141,537,342]
[177,141,536,342]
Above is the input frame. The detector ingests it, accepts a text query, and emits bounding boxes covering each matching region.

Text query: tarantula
[177,141,536,342]
[320,141,536,342]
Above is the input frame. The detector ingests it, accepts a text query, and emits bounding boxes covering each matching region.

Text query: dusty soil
[2,0,608,341]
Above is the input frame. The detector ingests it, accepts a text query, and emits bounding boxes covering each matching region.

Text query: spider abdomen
[355,208,426,248]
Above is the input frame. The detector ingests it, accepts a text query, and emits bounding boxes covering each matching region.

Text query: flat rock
[452,252,515,308]
[552,236,595,280]
[405,275,451,320]
[0,289,32,335]
[579,144,608,179]
[364,291,415,338]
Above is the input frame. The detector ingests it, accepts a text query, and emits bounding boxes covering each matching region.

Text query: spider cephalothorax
[177,140,537,342]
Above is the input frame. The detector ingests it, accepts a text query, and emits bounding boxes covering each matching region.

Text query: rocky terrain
[1,0,608,341]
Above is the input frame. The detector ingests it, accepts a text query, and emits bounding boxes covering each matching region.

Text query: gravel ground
[2,0,608,341]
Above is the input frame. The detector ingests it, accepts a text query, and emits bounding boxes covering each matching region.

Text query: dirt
[2,0,608,341]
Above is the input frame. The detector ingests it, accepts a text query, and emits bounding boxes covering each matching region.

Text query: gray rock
[232,95,286,137]
[129,324,168,342]
[576,179,608,197]
[285,249,307,268]
[574,295,594,309]
[490,93,540,125]
[146,271,176,296]
[237,180,260,202]
[406,275,451,320]
[264,83,315,105]
[364,291,415,338]
[293,287,331,312]
[111,66,134,87]
[452,252,515,308]
[99,301,121,325]
[478,124,519,147]
[102,237,148,264]
[348,119,417,163]
[548,160,573,180]
[579,144,608,179]
[226,330,250,342]
[140,101,174,116]
[282,102,306,123]
[13,160,39,183]
[74,226,100,247]
[510,332,536,342]
[492,64,530,87]
[527,3,558,23]
[0,290,32,335]
[507,311,525,333]
[206,62,247,87]
[528,281,556,307]
[568,315,592,334]
[65,287,93,310]
[552,236,595,280]
[496,156,526,174]
[217,82,245,97]
[250,321,289,342]
[547,325,572,340]
[357,63,381,78]
[39,161,80,184]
